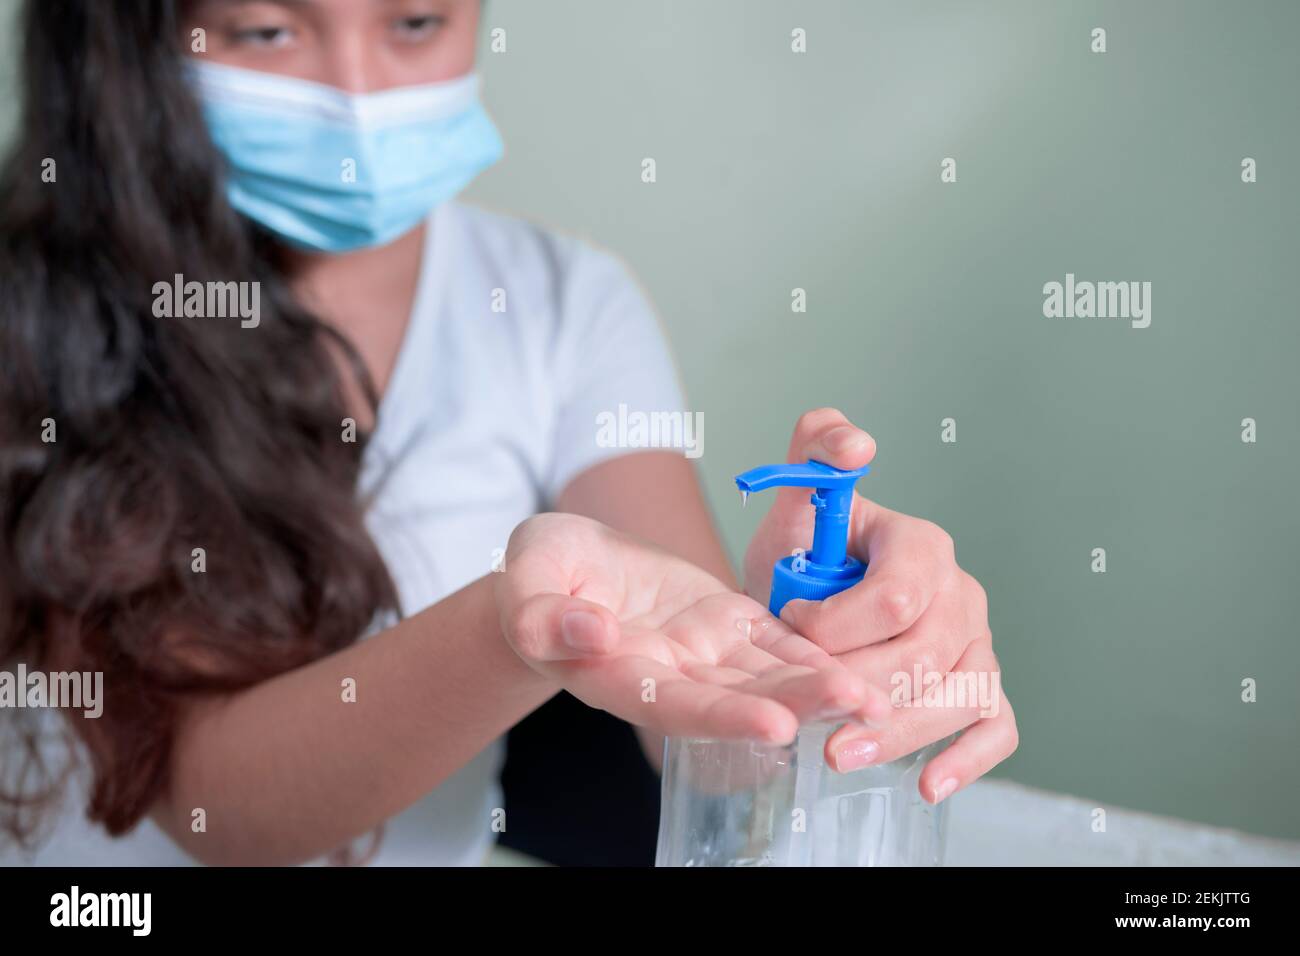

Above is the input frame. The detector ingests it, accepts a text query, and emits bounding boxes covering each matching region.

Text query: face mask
[189,60,504,252]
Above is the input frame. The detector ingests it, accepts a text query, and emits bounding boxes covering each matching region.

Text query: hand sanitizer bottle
[655,460,949,866]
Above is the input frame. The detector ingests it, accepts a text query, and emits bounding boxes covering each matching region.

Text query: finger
[781,518,954,654]
[746,615,890,722]
[715,639,805,678]
[784,407,876,472]
[779,571,930,655]
[682,661,871,724]
[837,578,988,701]
[824,642,1003,774]
[652,594,836,673]
[743,615,839,671]
[761,409,877,532]
[916,689,1019,804]
[665,608,893,723]
[564,655,800,743]
[713,640,890,724]
[826,692,980,773]
[503,593,621,663]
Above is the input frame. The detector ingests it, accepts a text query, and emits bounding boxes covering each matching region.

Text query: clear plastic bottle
[656,728,949,867]
[655,459,950,867]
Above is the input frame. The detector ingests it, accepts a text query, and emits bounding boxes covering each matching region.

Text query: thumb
[777,596,835,652]
[769,408,876,521]
[502,593,621,664]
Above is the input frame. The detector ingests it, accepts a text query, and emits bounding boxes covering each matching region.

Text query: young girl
[0,0,1015,866]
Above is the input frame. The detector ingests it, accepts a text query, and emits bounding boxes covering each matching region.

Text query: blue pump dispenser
[657,457,951,867]
[735,459,869,617]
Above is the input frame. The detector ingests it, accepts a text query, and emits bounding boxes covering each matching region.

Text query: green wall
[0,0,16,146]
[2,0,1296,839]
[468,0,1299,840]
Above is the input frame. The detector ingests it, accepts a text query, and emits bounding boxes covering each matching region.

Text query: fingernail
[932,777,959,803]
[825,425,869,454]
[833,738,879,772]
[560,609,605,652]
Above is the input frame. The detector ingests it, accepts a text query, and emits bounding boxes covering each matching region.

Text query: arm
[556,451,736,586]
[152,575,553,866]
[151,512,865,866]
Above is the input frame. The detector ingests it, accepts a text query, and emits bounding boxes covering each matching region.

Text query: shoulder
[440,201,643,309]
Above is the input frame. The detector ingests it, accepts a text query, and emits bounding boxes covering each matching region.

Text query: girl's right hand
[495,513,891,743]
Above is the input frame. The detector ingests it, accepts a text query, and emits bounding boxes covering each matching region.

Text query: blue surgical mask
[189,61,504,252]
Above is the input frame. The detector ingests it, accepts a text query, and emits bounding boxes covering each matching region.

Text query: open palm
[495,513,886,742]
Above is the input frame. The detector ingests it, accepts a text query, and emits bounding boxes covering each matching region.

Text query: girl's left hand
[743,408,1019,804]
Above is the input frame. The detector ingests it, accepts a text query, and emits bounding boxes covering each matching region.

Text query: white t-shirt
[8,201,684,866]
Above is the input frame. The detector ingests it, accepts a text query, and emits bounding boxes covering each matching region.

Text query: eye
[392,14,445,42]
[230,25,295,49]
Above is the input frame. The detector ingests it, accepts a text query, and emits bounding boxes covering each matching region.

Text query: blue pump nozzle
[735,459,869,617]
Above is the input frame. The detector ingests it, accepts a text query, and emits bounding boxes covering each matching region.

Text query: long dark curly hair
[0,0,398,847]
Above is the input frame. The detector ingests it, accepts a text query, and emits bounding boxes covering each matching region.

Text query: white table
[486,777,1300,866]
[944,779,1300,866]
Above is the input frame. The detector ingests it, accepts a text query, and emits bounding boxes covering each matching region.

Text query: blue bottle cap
[735,459,869,617]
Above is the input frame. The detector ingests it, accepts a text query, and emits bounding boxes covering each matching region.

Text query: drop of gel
[740,490,749,508]
[735,617,753,640]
